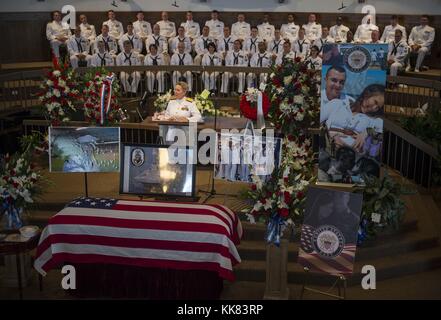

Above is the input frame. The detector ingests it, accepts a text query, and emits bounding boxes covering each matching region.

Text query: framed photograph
[214,133,283,183]
[319,44,387,185]
[120,143,197,198]
[298,186,363,276]
[49,127,120,173]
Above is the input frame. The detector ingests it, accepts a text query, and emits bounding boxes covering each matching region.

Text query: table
[0,230,41,299]
[34,197,242,299]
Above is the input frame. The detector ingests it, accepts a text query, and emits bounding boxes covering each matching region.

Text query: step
[237,232,439,262]
[234,246,441,286]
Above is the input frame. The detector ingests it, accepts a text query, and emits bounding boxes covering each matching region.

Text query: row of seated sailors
[47,11,435,65]
[65,24,330,67]
[80,40,322,95]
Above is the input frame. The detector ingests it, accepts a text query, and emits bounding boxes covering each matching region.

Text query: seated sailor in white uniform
[161,82,202,144]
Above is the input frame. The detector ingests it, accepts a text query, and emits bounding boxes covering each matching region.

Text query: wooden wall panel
[0,11,439,67]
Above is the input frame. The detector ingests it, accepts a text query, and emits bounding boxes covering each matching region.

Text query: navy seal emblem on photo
[131,148,145,167]
[312,225,345,258]
[344,46,371,73]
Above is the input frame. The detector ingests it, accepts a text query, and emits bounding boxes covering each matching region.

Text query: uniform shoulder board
[185,97,193,102]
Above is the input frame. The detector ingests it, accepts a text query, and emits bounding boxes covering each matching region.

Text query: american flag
[34,197,242,281]
[298,224,357,276]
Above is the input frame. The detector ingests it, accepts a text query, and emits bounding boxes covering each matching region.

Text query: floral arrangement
[0,134,47,229]
[355,171,413,244]
[243,134,316,244]
[195,91,234,117]
[239,88,270,121]
[153,90,173,113]
[37,55,80,125]
[82,68,125,126]
[265,57,320,134]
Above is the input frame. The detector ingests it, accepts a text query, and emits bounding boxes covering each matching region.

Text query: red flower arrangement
[239,88,270,121]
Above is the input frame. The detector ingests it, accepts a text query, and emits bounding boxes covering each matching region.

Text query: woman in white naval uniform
[161,82,202,144]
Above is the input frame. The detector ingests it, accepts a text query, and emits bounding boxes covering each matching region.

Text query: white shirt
[381,24,407,44]
[119,33,143,54]
[257,22,275,42]
[157,20,176,38]
[244,36,264,55]
[181,20,200,39]
[133,20,152,38]
[205,19,225,40]
[267,38,284,55]
[320,89,355,123]
[170,52,193,66]
[280,22,299,42]
[275,51,296,65]
[231,21,251,40]
[80,23,96,42]
[201,52,223,67]
[90,52,114,67]
[170,36,192,54]
[218,36,236,54]
[46,21,71,41]
[94,34,118,55]
[144,53,166,66]
[146,34,168,54]
[303,22,322,42]
[250,52,272,68]
[165,98,202,122]
[305,56,322,70]
[314,36,335,52]
[329,24,350,43]
[354,23,379,43]
[225,50,248,66]
[67,36,90,56]
[102,19,124,40]
[116,51,141,66]
[293,38,311,57]
[194,36,214,56]
[408,25,435,49]
[388,40,409,64]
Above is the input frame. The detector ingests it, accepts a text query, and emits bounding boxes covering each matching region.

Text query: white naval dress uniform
[169,36,192,54]
[170,52,194,92]
[205,19,225,41]
[313,37,335,54]
[157,20,176,39]
[354,23,379,43]
[144,53,166,93]
[293,38,311,60]
[305,56,322,70]
[302,22,322,42]
[381,24,407,44]
[146,34,168,54]
[275,51,297,65]
[67,36,91,68]
[267,38,284,55]
[46,21,71,58]
[222,50,248,94]
[133,20,152,40]
[388,40,409,76]
[181,20,201,41]
[231,21,251,41]
[102,19,124,40]
[247,52,272,88]
[201,52,223,91]
[244,37,264,57]
[329,24,350,43]
[90,51,114,67]
[408,25,435,70]
[94,34,118,57]
[80,23,97,43]
[257,22,275,43]
[194,36,215,65]
[280,22,300,43]
[218,36,236,56]
[119,33,144,61]
[116,51,141,93]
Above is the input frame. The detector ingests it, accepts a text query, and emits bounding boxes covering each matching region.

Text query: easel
[299,267,347,300]
[84,172,89,197]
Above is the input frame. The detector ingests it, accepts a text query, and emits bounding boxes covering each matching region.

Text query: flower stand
[263,238,290,300]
